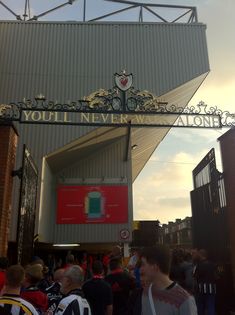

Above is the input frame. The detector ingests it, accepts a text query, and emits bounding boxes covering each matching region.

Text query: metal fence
[191,148,229,261]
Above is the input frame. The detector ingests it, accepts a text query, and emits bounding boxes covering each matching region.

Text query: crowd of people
[0,245,219,315]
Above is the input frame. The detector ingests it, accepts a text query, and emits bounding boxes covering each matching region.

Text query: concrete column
[0,123,18,256]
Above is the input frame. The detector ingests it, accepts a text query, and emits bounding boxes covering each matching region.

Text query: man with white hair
[54,265,91,315]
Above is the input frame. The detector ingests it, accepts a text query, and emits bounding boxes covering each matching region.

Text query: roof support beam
[125,122,131,162]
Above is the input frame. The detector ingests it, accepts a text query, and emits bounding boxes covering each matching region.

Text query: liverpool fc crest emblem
[114,70,133,91]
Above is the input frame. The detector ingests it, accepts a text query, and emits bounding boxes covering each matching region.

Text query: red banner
[57,185,128,224]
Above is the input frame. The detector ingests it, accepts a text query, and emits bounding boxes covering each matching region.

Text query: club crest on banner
[114,71,133,91]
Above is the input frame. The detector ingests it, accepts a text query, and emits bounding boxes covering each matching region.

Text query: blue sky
[1,0,234,223]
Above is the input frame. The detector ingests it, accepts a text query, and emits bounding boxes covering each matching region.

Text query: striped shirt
[0,294,39,315]
[54,294,91,315]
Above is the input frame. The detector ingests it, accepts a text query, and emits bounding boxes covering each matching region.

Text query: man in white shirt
[140,245,198,315]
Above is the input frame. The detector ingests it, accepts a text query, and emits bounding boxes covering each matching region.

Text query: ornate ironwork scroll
[17,145,38,265]
[0,72,234,129]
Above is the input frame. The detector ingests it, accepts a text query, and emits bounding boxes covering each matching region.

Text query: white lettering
[31,111,42,121]
[134,115,145,123]
[42,111,54,122]
[54,112,63,122]
[193,116,202,126]
[63,112,72,123]
[175,116,185,126]
[212,116,221,128]
[81,113,90,123]
[92,113,100,123]
[23,111,31,121]
[120,114,128,124]
[111,114,119,123]
[185,116,193,127]
[201,115,210,127]
[101,113,109,123]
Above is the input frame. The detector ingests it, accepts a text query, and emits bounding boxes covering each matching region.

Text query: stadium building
[0,2,209,264]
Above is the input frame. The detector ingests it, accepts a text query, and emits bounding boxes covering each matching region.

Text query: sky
[1,0,235,224]
[133,0,235,223]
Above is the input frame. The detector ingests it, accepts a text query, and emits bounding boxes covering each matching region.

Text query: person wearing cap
[0,264,38,315]
[21,264,48,314]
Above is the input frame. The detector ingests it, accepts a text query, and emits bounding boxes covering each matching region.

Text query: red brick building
[0,123,18,256]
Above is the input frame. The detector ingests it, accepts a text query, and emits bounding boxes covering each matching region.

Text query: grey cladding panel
[44,137,133,243]
[57,136,128,178]
[0,21,209,103]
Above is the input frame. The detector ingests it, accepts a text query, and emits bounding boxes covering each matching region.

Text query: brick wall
[0,123,18,256]
[219,128,235,292]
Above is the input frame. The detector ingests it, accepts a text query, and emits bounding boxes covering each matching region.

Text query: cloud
[133,188,192,223]
[152,151,209,187]
[149,155,158,162]
[169,128,218,145]
[158,197,189,208]
[133,150,211,223]
[190,80,235,111]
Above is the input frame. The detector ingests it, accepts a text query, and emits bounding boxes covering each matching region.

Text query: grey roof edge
[0,20,206,26]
